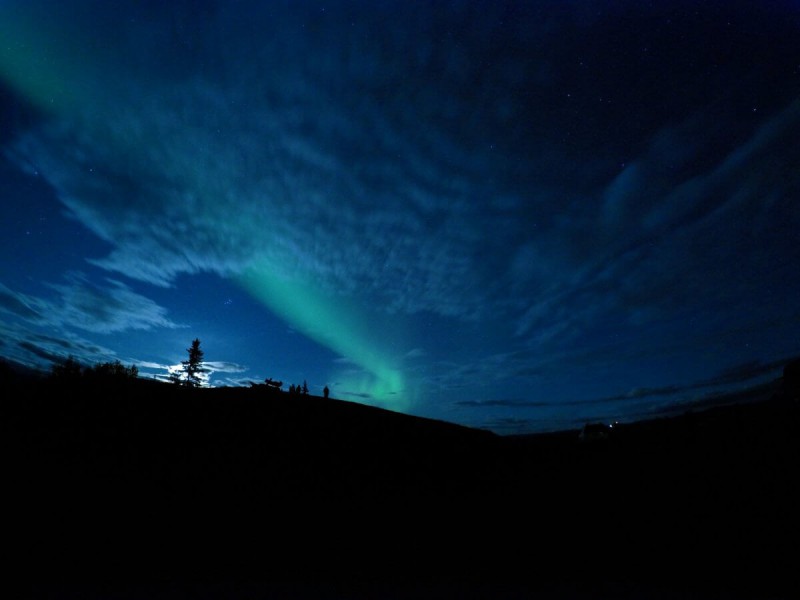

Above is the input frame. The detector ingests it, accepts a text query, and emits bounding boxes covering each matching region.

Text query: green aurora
[0,4,409,411]
[239,267,407,410]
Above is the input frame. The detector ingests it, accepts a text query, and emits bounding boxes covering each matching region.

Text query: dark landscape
[5,359,799,598]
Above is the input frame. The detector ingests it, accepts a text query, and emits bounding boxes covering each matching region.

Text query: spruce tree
[179,338,207,387]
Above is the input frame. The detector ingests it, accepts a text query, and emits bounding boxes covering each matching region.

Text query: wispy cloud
[458,356,793,413]
[203,361,247,375]
[0,283,46,321]
[6,5,798,345]
[0,276,182,374]
[0,3,569,327]
[1,2,798,431]
[139,358,248,386]
[1,276,178,334]
[48,275,179,333]
[0,320,116,369]
[514,102,800,353]
[457,399,553,408]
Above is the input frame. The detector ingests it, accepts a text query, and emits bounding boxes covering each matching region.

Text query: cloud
[48,275,179,333]
[458,356,793,414]
[203,361,247,374]
[0,276,181,376]
[1,3,554,409]
[643,101,800,233]
[138,358,248,387]
[0,320,116,369]
[332,356,360,366]
[17,340,64,364]
[0,283,45,321]
[457,399,552,408]
[1,2,798,429]
[0,276,178,335]
[508,100,800,364]
[705,357,796,387]
[1,2,570,326]
[135,360,171,371]
[215,376,259,388]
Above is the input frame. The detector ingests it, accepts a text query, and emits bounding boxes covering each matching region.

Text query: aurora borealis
[1,1,799,433]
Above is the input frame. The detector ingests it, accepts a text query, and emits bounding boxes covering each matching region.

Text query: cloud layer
[1,1,798,429]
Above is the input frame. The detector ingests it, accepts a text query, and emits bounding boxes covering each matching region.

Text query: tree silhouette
[85,360,139,381]
[173,338,207,387]
[49,357,140,384]
[50,355,83,380]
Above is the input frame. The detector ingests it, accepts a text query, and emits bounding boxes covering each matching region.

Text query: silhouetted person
[323,385,329,399]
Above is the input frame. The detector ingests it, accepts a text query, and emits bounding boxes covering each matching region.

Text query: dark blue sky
[1,1,798,434]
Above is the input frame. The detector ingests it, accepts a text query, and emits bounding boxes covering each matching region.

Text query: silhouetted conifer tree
[173,338,207,387]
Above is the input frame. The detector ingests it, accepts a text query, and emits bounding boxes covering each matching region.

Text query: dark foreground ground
[3,374,798,598]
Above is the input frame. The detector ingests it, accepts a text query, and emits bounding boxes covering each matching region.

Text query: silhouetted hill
[5,371,799,597]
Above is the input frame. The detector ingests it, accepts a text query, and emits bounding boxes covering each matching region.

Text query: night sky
[1,1,798,434]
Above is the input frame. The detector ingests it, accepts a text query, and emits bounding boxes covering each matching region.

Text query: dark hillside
[5,374,508,582]
[4,368,799,596]
[494,387,799,594]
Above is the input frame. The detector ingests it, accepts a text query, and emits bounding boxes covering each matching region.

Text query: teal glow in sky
[239,266,408,411]
[1,1,799,434]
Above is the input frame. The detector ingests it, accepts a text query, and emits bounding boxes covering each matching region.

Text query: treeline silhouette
[44,337,331,398]
[49,356,139,382]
